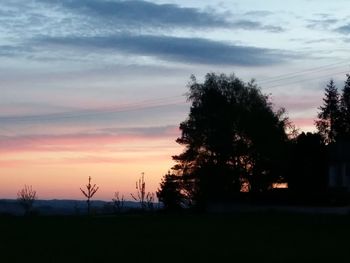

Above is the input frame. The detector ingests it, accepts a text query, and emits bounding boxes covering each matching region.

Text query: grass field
[1,212,349,262]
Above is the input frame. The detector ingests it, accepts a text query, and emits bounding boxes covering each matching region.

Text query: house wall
[343,163,350,191]
[329,163,350,191]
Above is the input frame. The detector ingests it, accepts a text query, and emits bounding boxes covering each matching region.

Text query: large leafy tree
[316,79,341,144]
[170,73,289,207]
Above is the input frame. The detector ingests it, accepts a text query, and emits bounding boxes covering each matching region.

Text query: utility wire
[264,69,350,89]
[257,60,349,84]
[0,95,187,123]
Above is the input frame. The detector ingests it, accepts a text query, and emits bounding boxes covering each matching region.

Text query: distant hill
[0,199,153,215]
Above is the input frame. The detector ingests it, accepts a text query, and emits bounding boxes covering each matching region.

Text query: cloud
[0,45,33,57]
[0,125,179,153]
[244,10,273,17]
[33,0,284,33]
[62,154,172,165]
[313,13,332,18]
[292,117,315,127]
[0,1,287,65]
[232,20,284,33]
[34,34,294,66]
[306,18,339,30]
[0,98,187,128]
[301,38,336,44]
[336,23,350,34]
[37,0,230,29]
[0,102,78,117]
[100,125,179,137]
[307,15,350,35]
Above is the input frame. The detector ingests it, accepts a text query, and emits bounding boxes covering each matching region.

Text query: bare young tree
[131,172,155,210]
[80,176,99,215]
[17,185,37,215]
[112,192,125,213]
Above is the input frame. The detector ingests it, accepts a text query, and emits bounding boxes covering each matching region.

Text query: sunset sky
[1,0,350,200]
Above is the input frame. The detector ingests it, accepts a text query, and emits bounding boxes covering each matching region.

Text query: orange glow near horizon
[0,132,182,201]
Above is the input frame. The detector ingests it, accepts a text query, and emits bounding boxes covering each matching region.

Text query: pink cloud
[0,153,174,167]
[62,154,172,165]
[292,117,315,127]
[0,125,180,153]
[291,117,316,132]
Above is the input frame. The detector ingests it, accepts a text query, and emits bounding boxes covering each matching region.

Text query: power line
[259,64,350,85]
[257,60,350,84]
[264,69,350,89]
[0,95,188,123]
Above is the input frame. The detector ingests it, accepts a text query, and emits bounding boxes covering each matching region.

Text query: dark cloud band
[336,24,350,35]
[35,34,293,66]
[36,0,283,32]
[38,0,229,28]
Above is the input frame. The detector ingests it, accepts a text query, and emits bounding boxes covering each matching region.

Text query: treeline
[157,73,350,210]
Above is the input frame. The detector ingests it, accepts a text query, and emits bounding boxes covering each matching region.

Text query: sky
[1,0,350,200]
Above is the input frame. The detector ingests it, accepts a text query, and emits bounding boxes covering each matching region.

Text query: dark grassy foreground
[1,212,350,263]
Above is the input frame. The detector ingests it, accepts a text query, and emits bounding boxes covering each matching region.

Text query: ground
[1,212,349,262]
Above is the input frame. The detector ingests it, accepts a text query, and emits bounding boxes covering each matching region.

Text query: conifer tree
[339,74,350,138]
[316,79,341,144]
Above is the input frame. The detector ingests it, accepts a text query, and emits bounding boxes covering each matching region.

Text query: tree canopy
[169,73,289,207]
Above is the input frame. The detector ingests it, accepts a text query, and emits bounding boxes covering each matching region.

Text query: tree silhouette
[17,185,37,215]
[288,132,328,194]
[316,79,341,144]
[112,192,125,213]
[80,176,99,215]
[131,173,155,210]
[157,171,185,210]
[172,73,289,207]
[339,74,350,139]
